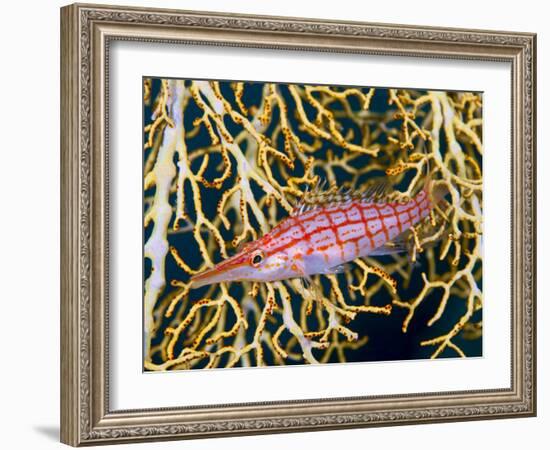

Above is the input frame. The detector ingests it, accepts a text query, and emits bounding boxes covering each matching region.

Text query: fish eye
[250,251,264,267]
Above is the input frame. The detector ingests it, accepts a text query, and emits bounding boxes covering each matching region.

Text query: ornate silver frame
[60,3,536,446]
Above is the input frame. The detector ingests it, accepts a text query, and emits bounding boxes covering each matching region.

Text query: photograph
[143,78,483,371]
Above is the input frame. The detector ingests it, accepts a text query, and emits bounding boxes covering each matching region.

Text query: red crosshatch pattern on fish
[260,188,432,271]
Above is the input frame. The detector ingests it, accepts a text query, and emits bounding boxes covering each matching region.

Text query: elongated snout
[189,266,226,288]
[189,252,250,288]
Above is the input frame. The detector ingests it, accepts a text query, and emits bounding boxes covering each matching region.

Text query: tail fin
[430,182,449,205]
[421,140,433,194]
[421,140,448,205]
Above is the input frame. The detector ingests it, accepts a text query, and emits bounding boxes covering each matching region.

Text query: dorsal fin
[291,179,392,216]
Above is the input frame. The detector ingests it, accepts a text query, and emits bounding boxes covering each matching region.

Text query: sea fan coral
[143,78,483,371]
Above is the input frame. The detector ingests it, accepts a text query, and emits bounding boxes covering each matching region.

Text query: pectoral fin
[293,264,324,302]
[369,240,409,256]
[322,264,349,275]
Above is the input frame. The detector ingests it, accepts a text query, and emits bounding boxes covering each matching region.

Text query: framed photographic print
[60,3,536,446]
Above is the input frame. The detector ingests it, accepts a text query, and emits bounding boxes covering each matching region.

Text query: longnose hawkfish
[190,178,446,289]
